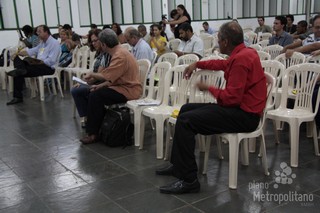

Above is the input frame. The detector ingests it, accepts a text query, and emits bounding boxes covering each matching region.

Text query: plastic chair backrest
[201,35,214,50]
[275,52,306,68]
[257,40,269,48]
[88,51,96,69]
[175,54,199,66]
[162,65,190,106]
[245,31,258,44]
[279,63,320,114]
[306,54,320,64]
[189,70,225,103]
[147,61,171,100]
[261,60,285,89]
[78,46,90,69]
[68,45,79,68]
[157,52,178,67]
[249,44,262,51]
[137,59,151,97]
[260,32,272,41]
[262,45,283,60]
[257,50,271,61]
[168,39,181,51]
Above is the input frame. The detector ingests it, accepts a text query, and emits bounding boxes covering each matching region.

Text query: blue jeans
[71,85,90,117]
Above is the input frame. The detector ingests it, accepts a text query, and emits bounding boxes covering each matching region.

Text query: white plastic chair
[275,52,306,69]
[126,62,171,147]
[121,43,132,52]
[266,63,320,167]
[203,72,275,189]
[0,46,17,91]
[257,40,269,48]
[141,65,190,159]
[244,31,258,45]
[262,45,283,60]
[64,46,90,90]
[260,32,272,41]
[37,51,64,101]
[137,59,151,98]
[257,50,271,61]
[249,44,262,51]
[168,39,181,51]
[157,52,178,67]
[200,35,214,50]
[174,54,199,66]
[164,70,226,160]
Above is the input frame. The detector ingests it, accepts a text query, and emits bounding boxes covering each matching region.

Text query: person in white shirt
[175,23,204,58]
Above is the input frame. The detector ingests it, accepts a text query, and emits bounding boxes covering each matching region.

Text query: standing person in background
[202,22,216,35]
[149,24,167,58]
[21,25,40,48]
[254,16,272,34]
[111,23,127,44]
[169,9,180,38]
[286,14,297,34]
[269,16,293,47]
[163,4,191,39]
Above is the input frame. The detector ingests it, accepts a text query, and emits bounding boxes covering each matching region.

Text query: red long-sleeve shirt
[196,43,267,115]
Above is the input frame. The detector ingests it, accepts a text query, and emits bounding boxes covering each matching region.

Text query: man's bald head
[219,21,244,46]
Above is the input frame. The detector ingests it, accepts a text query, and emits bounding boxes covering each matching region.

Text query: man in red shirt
[157,21,267,194]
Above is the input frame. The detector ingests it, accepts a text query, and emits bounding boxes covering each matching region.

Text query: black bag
[100,107,133,148]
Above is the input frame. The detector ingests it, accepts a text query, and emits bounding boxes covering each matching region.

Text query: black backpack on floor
[100,106,133,148]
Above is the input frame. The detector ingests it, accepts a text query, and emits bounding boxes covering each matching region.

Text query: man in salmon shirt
[156,21,267,194]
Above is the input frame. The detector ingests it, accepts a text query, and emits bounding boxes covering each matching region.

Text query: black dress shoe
[6,98,23,105]
[160,179,200,194]
[156,164,174,176]
[7,68,27,77]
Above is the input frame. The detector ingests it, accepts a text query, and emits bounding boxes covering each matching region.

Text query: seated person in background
[156,21,266,194]
[111,23,127,44]
[71,29,112,128]
[202,21,216,35]
[62,24,81,47]
[175,23,204,58]
[6,25,60,105]
[292,20,309,40]
[80,29,142,144]
[21,25,40,48]
[149,24,167,58]
[282,15,320,57]
[254,16,272,34]
[58,29,75,67]
[269,16,293,47]
[52,25,63,39]
[285,14,297,34]
[138,24,150,43]
[124,27,154,63]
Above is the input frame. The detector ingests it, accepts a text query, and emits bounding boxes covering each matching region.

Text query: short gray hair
[126,28,142,39]
[99,29,119,48]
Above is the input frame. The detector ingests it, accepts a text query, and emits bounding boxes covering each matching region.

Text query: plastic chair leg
[249,138,256,153]
[228,134,239,189]
[289,122,299,167]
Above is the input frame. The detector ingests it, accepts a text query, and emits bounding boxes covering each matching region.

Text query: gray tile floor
[0,90,320,213]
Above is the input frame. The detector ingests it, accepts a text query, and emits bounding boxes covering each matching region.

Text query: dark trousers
[13,57,54,99]
[71,85,90,117]
[86,87,127,135]
[171,103,260,182]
